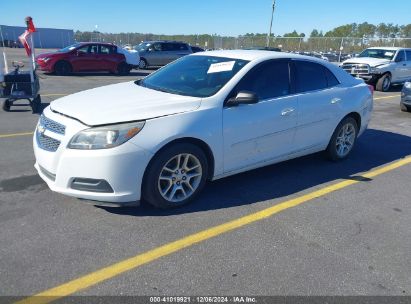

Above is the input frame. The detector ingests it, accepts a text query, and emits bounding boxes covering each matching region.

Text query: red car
[36,42,137,75]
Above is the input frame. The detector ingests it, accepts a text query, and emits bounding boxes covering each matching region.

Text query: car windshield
[137,55,249,98]
[57,43,82,53]
[135,42,151,52]
[358,49,396,60]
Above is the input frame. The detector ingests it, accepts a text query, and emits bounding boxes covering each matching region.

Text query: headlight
[68,121,145,150]
[41,57,50,62]
[370,67,378,73]
[405,82,411,89]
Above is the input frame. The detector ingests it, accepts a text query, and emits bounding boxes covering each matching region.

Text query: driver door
[223,60,298,173]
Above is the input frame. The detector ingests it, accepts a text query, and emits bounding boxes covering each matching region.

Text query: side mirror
[226,91,259,107]
[395,57,403,63]
[76,51,85,56]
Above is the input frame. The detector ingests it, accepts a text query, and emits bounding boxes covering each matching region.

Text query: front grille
[342,63,370,75]
[40,114,66,135]
[37,133,61,152]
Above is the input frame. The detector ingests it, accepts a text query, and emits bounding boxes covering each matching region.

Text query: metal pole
[266,0,276,47]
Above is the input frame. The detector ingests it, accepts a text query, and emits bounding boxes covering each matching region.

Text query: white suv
[33,51,373,208]
[342,47,411,92]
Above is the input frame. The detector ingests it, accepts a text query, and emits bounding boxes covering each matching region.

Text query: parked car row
[36,42,140,75]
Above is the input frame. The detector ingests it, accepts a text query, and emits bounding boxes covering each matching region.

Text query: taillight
[368,85,374,95]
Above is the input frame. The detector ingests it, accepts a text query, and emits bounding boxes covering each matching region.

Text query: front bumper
[36,60,53,72]
[33,108,153,204]
[401,89,411,106]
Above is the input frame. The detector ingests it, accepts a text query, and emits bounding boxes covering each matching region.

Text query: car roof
[192,49,327,62]
[367,47,410,51]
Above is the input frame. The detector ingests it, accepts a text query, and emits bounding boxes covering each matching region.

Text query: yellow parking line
[41,94,67,97]
[374,95,399,100]
[14,155,411,304]
[0,132,33,139]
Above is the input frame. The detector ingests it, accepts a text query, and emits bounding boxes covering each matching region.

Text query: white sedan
[33,50,373,208]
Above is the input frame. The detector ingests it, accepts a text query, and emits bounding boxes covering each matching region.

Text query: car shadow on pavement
[97,128,411,217]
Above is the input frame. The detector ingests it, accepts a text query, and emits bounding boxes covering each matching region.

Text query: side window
[406,50,411,61]
[77,45,90,53]
[324,67,340,87]
[178,43,189,51]
[89,45,98,54]
[234,60,290,100]
[99,45,113,54]
[294,61,327,93]
[153,43,162,51]
[396,50,406,62]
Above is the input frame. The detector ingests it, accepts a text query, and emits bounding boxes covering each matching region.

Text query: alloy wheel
[158,153,202,203]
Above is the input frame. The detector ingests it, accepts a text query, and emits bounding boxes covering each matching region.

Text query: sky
[1,0,411,36]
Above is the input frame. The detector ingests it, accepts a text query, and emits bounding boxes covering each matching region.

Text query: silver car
[135,41,193,69]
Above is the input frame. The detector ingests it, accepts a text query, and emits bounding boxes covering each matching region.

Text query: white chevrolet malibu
[33,50,373,208]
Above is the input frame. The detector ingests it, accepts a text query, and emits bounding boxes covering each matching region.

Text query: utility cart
[1,61,41,113]
[0,16,41,113]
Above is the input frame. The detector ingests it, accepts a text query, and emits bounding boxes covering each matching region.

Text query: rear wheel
[117,62,131,75]
[326,117,358,161]
[376,73,391,92]
[54,61,72,76]
[143,143,208,209]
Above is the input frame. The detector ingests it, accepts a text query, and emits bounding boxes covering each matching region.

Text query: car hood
[50,81,202,126]
[36,52,59,59]
[343,57,391,67]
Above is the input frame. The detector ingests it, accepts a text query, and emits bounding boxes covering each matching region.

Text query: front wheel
[326,117,358,161]
[54,61,72,76]
[400,103,410,112]
[376,73,391,92]
[139,58,148,69]
[143,143,208,209]
[2,99,11,111]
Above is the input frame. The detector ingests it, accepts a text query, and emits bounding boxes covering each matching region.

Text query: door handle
[330,98,341,104]
[281,108,295,116]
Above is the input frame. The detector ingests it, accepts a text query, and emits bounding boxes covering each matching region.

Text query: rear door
[98,45,122,71]
[292,60,345,151]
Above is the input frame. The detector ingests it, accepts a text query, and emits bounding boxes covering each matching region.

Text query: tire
[117,62,131,75]
[2,99,11,112]
[376,73,391,92]
[326,117,358,161]
[31,95,42,114]
[400,103,410,112]
[139,58,148,69]
[54,61,72,76]
[143,143,209,209]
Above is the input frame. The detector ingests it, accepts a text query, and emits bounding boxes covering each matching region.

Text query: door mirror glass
[227,91,259,107]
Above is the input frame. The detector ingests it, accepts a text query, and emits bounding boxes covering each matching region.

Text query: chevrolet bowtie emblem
[38,124,46,135]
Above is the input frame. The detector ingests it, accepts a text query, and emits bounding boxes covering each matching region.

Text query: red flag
[25,16,36,32]
[19,30,32,57]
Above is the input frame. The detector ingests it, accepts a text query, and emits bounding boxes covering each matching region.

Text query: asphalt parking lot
[1,49,411,302]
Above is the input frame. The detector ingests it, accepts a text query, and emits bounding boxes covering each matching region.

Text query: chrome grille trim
[39,165,56,181]
[342,63,370,76]
[36,132,61,152]
[40,114,66,135]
